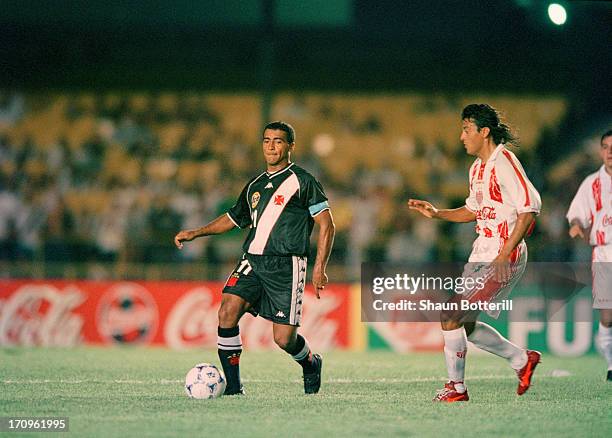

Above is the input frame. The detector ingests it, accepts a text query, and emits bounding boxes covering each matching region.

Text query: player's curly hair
[461,104,518,146]
[264,121,295,144]
[601,130,612,143]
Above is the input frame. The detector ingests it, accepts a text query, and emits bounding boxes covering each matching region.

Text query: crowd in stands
[0,90,595,280]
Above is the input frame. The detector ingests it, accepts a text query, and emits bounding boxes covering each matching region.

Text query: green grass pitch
[1,347,610,437]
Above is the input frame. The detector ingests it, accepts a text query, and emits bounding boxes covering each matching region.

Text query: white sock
[442,327,467,392]
[598,323,612,370]
[468,321,527,370]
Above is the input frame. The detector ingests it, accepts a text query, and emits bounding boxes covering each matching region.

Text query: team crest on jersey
[274,195,285,206]
[476,190,483,205]
[474,181,484,205]
[251,192,261,209]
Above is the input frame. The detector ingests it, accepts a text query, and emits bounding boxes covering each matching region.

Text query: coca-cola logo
[1,280,348,351]
[0,284,85,347]
[602,215,612,227]
[476,206,496,220]
[164,287,218,349]
[96,283,158,345]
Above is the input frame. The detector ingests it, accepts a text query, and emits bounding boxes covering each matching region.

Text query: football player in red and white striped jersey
[567,130,612,381]
[409,104,542,401]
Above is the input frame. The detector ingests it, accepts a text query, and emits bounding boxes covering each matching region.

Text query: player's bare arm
[408,199,476,223]
[174,214,236,249]
[312,209,335,299]
[491,212,536,282]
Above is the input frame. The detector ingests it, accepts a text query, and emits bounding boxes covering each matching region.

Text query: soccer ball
[184,363,226,399]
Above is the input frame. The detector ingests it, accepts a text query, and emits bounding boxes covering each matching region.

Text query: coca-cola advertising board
[0,280,352,350]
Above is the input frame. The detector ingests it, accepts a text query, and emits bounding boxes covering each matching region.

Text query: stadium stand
[0,91,572,280]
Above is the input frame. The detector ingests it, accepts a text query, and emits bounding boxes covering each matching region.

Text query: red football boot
[516,350,541,395]
[433,381,469,402]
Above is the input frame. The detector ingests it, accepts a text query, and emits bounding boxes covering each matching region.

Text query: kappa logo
[251,192,261,209]
[275,310,286,318]
[265,182,273,189]
[274,195,285,205]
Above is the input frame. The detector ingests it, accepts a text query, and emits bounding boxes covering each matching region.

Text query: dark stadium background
[1,0,611,281]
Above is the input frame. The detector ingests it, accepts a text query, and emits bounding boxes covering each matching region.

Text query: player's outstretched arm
[312,209,335,299]
[174,214,236,249]
[407,199,476,223]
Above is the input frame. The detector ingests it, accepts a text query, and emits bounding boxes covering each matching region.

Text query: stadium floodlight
[547,3,567,25]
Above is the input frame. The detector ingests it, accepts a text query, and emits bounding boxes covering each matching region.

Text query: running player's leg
[256,254,322,393]
[593,254,612,380]
[461,257,540,394]
[466,320,527,370]
[217,293,251,395]
[218,257,262,395]
[597,309,612,381]
[272,323,322,393]
[466,318,540,394]
[436,309,470,401]
[435,261,496,400]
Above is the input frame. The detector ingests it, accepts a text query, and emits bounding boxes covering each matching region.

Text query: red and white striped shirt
[566,165,612,248]
[465,145,542,262]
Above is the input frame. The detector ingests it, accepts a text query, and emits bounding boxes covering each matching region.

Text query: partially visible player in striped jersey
[408,104,542,402]
[174,121,335,395]
[566,129,612,381]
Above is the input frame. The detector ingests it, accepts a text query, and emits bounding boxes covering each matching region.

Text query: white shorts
[592,245,612,309]
[461,241,528,319]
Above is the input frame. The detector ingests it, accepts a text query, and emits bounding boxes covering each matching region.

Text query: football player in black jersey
[175,121,335,395]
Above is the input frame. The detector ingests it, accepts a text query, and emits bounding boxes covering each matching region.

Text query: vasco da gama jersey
[226,163,329,256]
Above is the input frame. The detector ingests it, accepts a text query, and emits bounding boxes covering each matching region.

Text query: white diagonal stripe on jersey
[248,173,300,254]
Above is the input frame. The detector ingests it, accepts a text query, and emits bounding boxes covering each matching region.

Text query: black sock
[217,326,242,394]
[287,334,315,373]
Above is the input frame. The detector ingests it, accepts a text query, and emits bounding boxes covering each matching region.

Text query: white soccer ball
[184,363,226,399]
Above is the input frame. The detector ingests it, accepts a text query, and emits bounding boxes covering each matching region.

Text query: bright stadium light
[547,3,567,25]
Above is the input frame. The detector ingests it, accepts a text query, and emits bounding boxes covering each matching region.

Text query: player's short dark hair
[601,130,612,144]
[264,121,295,144]
[461,103,518,145]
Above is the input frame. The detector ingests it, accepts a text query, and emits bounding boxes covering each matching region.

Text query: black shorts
[222,254,308,326]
